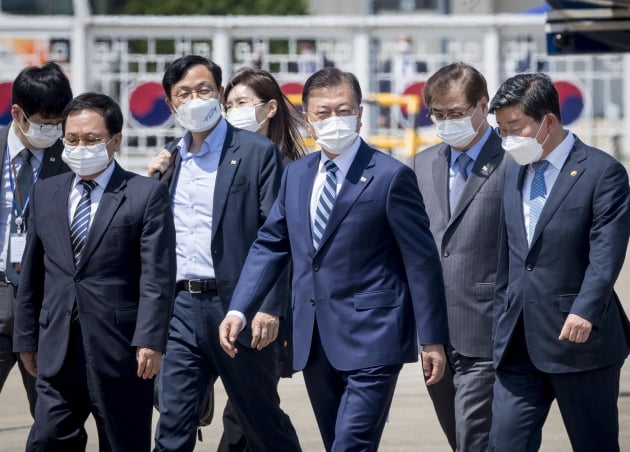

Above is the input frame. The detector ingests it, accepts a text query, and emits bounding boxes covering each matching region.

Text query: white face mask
[434,106,480,149]
[175,97,222,132]
[501,121,548,166]
[18,114,62,149]
[310,115,359,155]
[226,104,267,133]
[62,139,113,177]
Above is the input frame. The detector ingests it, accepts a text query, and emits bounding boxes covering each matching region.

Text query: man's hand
[136,347,162,379]
[250,312,279,350]
[219,315,244,358]
[19,351,38,377]
[421,344,446,386]
[559,313,593,343]
[147,149,175,181]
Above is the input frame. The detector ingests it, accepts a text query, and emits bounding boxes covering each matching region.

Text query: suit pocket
[474,282,495,301]
[353,291,399,310]
[558,293,578,313]
[229,180,249,193]
[38,307,49,327]
[114,307,138,325]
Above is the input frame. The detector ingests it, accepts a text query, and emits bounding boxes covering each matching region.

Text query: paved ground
[1,193,629,450]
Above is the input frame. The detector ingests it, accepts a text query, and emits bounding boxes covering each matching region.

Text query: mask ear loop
[534,114,551,148]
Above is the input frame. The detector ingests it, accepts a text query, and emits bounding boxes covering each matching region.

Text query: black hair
[12,61,72,118]
[302,67,362,109]
[162,55,222,98]
[62,92,123,135]
[489,73,561,122]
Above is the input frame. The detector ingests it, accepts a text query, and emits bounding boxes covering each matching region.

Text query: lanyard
[6,146,42,233]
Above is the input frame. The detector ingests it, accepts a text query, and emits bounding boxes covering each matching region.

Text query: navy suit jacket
[166,122,287,347]
[494,136,630,373]
[413,131,509,359]
[229,140,449,371]
[13,163,176,379]
[0,124,70,285]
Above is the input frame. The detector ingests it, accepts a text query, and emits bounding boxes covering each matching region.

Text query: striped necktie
[449,152,472,216]
[70,179,97,266]
[313,160,338,249]
[528,160,549,244]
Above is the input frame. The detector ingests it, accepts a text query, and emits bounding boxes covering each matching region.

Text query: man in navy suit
[489,73,630,452]
[412,62,508,451]
[220,67,449,451]
[13,92,176,451]
[0,62,72,417]
[152,55,300,452]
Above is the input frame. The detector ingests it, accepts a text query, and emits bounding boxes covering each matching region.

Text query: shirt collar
[178,118,228,160]
[7,122,44,164]
[449,124,492,167]
[72,158,116,190]
[318,136,361,176]
[537,130,575,172]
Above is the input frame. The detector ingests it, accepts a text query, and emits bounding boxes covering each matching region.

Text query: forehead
[173,64,218,90]
[65,109,107,133]
[494,105,529,125]
[226,83,257,102]
[429,84,468,110]
[307,83,357,110]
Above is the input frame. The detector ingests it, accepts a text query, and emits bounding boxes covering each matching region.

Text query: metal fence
[0,12,627,167]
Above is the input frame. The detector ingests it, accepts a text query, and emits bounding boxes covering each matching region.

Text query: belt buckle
[187,279,203,294]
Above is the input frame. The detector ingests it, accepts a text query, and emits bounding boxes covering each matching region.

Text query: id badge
[10,233,26,264]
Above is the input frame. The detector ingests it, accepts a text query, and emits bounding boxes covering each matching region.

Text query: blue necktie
[70,179,97,266]
[528,160,549,243]
[449,152,472,216]
[313,160,338,249]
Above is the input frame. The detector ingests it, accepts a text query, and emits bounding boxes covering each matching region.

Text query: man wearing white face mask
[220,67,449,451]
[412,62,510,451]
[0,61,72,419]
[489,73,630,452]
[152,55,300,452]
[14,92,176,451]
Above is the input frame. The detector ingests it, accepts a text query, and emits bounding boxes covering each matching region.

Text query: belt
[176,279,217,294]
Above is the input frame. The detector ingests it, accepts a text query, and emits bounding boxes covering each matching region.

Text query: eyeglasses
[22,111,62,134]
[496,120,538,137]
[309,107,358,121]
[174,87,217,103]
[63,135,112,148]
[427,104,474,122]
[224,97,264,113]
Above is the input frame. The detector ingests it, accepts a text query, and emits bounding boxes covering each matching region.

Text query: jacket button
[74,277,81,282]
[312,264,320,271]
[443,251,449,257]
[526,264,533,271]
[310,299,315,306]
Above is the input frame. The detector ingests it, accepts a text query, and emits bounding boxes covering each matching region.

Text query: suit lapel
[449,132,503,223]
[529,142,586,247]
[505,163,529,251]
[212,125,240,239]
[300,154,319,253]
[51,173,76,270]
[315,143,375,254]
[432,144,450,222]
[38,141,66,179]
[79,163,127,267]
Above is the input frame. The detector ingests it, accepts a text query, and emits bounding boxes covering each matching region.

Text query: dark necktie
[528,160,549,244]
[449,152,472,216]
[313,160,338,249]
[12,149,33,232]
[70,180,97,266]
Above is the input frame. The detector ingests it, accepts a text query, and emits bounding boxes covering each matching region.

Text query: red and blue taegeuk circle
[401,81,432,128]
[554,80,584,126]
[0,82,13,126]
[128,81,171,127]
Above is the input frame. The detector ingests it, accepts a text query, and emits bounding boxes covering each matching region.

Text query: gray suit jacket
[412,130,509,358]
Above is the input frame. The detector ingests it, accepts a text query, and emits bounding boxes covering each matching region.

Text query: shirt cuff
[226,310,246,330]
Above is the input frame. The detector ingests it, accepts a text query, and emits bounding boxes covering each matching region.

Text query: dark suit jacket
[165,122,287,348]
[494,136,630,373]
[13,162,176,379]
[413,131,509,359]
[0,124,70,285]
[229,140,449,371]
